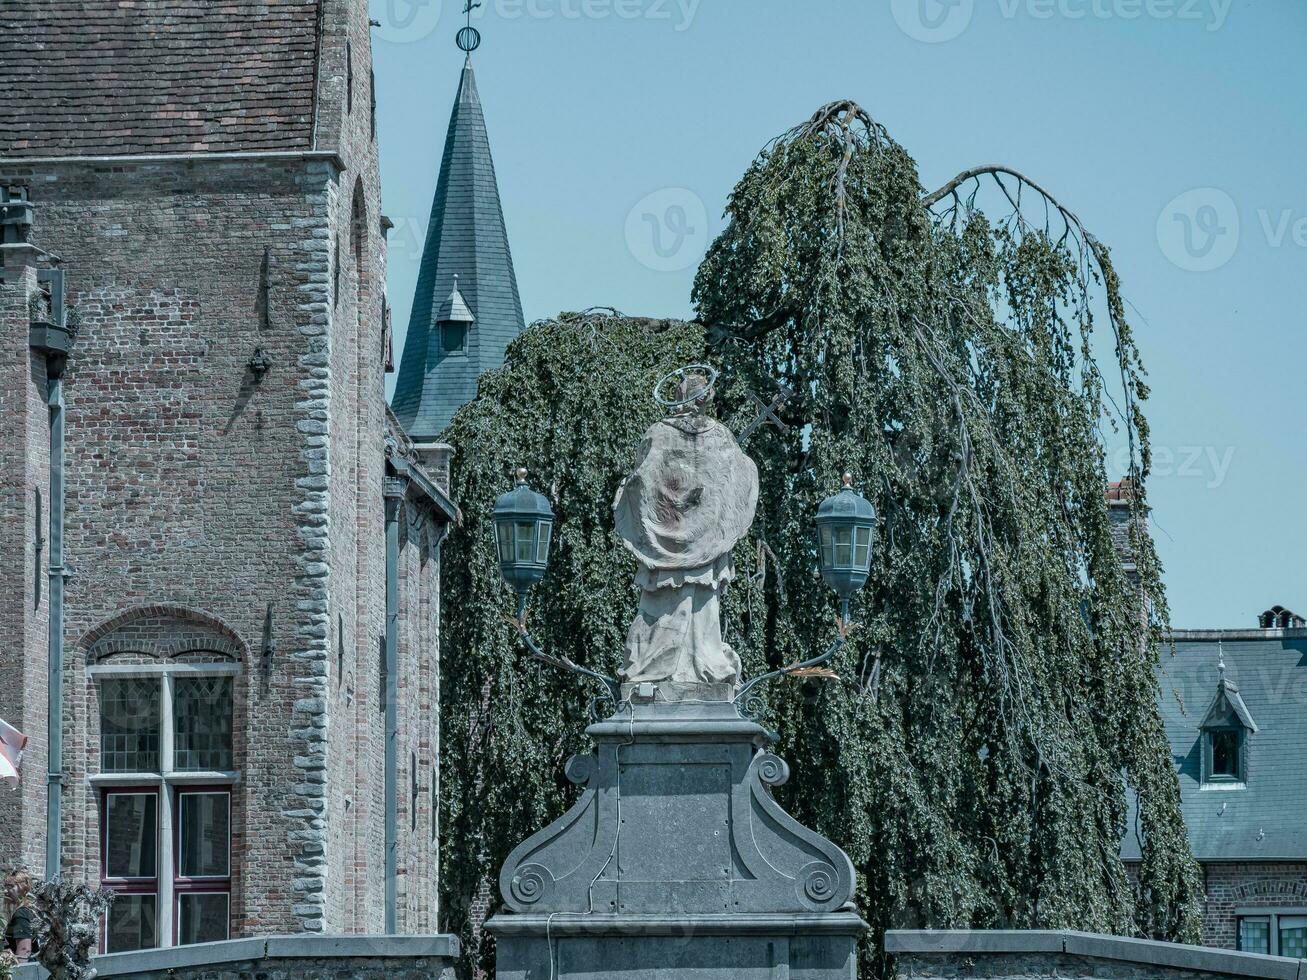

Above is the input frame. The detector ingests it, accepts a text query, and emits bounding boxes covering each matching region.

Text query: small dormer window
[441,322,467,353]
[1199,651,1257,787]
[1208,728,1241,780]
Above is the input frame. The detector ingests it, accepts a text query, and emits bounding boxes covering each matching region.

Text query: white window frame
[90,663,238,951]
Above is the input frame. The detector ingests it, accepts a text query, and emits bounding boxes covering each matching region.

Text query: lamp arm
[734,634,845,714]
[509,618,622,718]
[734,601,853,719]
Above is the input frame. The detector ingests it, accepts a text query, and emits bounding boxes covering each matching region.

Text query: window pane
[442,322,466,353]
[1212,729,1239,777]
[174,677,234,771]
[177,893,229,946]
[514,521,536,563]
[496,522,512,562]
[1238,917,1270,954]
[536,522,552,563]
[853,527,871,569]
[105,793,158,879]
[99,678,160,773]
[1280,917,1307,959]
[819,526,833,569]
[178,792,230,878]
[834,527,853,566]
[105,894,157,953]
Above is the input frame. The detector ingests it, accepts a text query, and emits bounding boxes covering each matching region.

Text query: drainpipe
[383,478,403,933]
[45,372,65,880]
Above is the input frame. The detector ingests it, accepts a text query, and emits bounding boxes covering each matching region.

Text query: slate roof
[390,57,524,441]
[0,0,319,156]
[1122,630,1307,862]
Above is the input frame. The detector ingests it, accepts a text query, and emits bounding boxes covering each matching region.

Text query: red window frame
[99,785,161,954]
[171,785,232,946]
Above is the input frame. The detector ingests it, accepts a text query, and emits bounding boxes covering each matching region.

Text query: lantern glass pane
[515,521,537,563]
[854,525,872,569]
[834,526,853,567]
[495,522,512,563]
[536,522,552,563]
[819,525,834,570]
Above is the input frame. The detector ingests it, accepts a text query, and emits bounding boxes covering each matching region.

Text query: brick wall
[0,0,446,943]
[0,258,50,875]
[1202,862,1307,949]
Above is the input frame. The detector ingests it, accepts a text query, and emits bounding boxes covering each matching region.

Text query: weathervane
[457,1,482,53]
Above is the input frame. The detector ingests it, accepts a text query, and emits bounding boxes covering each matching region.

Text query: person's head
[2,869,32,905]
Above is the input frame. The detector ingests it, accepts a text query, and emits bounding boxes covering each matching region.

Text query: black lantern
[815,473,876,619]
[492,467,554,617]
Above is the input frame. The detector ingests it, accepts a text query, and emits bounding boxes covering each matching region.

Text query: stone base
[492,912,865,979]
[487,699,867,978]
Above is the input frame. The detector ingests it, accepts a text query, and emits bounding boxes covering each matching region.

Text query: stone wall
[888,929,1306,980]
[1202,862,1307,949]
[11,934,459,980]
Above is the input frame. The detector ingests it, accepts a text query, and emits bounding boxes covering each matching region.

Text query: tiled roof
[0,0,319,157]
[390,57,524,441]
[1123,632,1307,861]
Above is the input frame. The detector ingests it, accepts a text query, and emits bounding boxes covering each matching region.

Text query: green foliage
[439,105,1202,976]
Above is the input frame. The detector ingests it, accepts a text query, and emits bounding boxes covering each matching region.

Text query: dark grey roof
[0,0,318,156]
[1122,631,1307,862]
[390,57,524,441]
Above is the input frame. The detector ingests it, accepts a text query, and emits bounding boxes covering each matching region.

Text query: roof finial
[1217,639,1226,681]
[457,1,482,54]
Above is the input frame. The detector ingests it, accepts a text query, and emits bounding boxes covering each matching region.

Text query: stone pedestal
[487,699,867,979]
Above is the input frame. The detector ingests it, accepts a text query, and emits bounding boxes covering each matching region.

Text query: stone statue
[612,368,758,694]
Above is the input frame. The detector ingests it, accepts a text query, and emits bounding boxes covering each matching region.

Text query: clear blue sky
[370,0,1306,629]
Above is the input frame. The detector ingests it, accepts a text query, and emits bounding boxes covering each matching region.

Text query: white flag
[0,717,27,787]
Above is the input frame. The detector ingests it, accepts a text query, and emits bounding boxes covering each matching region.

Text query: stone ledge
[12,933,461,979]
[488,910,869,938]
[886,929,1305,980]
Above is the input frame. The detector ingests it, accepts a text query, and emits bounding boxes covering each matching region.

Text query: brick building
[1107,484,1307,954]
[0,0,457,953]
[1123,611,1307,955]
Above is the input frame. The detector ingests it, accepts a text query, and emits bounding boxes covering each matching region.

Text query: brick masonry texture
[0,0,318,156]
[1202,863,1307,949]
[0,0,446,942]
[0,261,51,876]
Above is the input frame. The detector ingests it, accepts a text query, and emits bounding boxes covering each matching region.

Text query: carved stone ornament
[497,702,856,918]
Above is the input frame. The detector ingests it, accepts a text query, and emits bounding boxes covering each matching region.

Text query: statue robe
[612,413,758,689]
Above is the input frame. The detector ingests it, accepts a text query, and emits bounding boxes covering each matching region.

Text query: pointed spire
[391,52,523,440]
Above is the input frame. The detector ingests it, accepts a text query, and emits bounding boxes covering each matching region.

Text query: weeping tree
[438,102,1201,977]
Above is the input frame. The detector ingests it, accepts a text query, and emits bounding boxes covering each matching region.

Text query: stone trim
[488,911,869,937]
[0,150,345,169]
[12,934,460,979]
[885,929,1306,980]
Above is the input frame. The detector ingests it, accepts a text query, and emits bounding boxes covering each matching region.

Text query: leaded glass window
[1238,917,1270,954]
[1280,916,1307,959]
[99,679,160,773]
[173,676,234,771]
